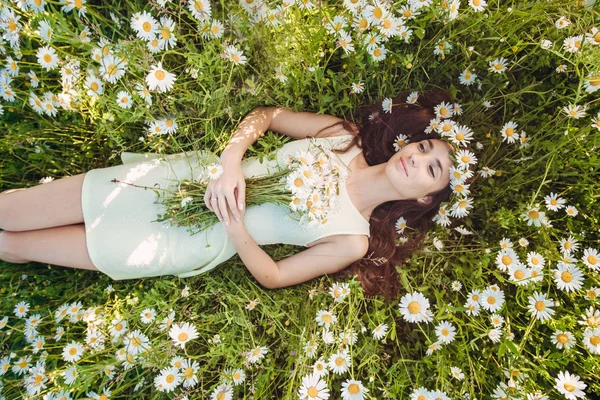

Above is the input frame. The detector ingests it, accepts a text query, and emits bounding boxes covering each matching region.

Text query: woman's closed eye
[418,143,435,178]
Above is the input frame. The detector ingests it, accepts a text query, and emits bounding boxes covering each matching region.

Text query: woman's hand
[222,204,246,235]
[204,158,246,226]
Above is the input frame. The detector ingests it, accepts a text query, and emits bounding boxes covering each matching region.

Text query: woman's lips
[399,157,408,176]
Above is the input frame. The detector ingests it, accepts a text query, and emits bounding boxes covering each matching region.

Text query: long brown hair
[311,89,454,300]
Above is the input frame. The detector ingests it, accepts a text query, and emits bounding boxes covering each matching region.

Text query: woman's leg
[0,224,98,271]
[0,173,86,231]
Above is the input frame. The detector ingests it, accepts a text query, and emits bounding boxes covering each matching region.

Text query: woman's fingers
[238,180,246,210]
[217,196,229,225]
[226,192,240,222]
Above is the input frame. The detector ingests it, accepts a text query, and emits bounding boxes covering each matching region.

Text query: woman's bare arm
[227,226,369,289]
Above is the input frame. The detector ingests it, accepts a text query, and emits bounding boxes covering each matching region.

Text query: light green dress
[80,135,371,280]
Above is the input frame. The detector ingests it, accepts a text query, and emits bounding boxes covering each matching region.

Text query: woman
[0,90,454,299]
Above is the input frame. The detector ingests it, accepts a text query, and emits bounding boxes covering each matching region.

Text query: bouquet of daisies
[153,140,349,236]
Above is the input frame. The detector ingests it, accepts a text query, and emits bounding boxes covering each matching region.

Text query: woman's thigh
[0,173,86,231]
[0,224,98,271]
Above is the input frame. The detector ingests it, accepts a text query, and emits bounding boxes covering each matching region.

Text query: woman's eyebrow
[427,139,444,179]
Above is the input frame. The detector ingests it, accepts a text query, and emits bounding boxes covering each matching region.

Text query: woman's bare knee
[0,173,86,232]
[0,225,98,271]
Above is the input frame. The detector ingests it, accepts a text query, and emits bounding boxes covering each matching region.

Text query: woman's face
[385,138,453,202]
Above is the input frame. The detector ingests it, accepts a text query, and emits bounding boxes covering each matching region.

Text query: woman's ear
[417,195,432,205]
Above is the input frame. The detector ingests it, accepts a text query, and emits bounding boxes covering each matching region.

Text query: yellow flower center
[322,314,332,323]
[557,333,569,344]
[43,54,52,63]
[69,347,77,355]
[335,357,344,366]
[514,270,525,279]
[590,336,600,346]
[348,383,360,394]
[166,374,174,383]
[155,70,165,80]
[194,1,204,11]
[487,296,496,304]
[563,383,575,392]
[535,300,545,311]
[308,387,318,397]
[561,271,573,283]
[142,21,152,32]
[178,332,189,342]
[373,7,382,19]
[528,210,539,219]
[587,255,597,265]
[408,300,421,314]
[374,48,381,57]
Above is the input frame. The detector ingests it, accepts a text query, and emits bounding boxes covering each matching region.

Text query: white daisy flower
[298,373,329,399]
[341,378,369,399]
[489,57,508,74]
[328,350,350,374]
[36,45,59,70]
[131,11,158,41]
[100,54,127,83]
[158,16,177,50]
[246,346,268,364]
[560,235,579,254]
[351,82,364,94]
[554,16,571,29]
[544,192,566,211]
[450,366,464,380]
[434,101,454,119]
[169,322,199,349]
[406,91,419,104]
[500,121,519,144]
[116,90,132,109]
[274,65,288,83]
[479,286,505,313]
[146,62,176,92]
[490,314,504,327]
[583,71,600,93]
[372,323,388,340]
[468,0,487,12]
[154,366,182,393]
[14,301,30,318]
[395,216,407,234]
[337,30,355,54]
[62,341,84,363]
[526,252,545,269]
[210,19,224,39]
[508,263,531,286]
[140,308,156,324]
[435,321,457,344]
[582,248,599,271]
[188,0,212,22]
[551,330,575,350]
[382,97,393,113]
[369,44,387,61]
[224,44,247,65]
[451,280,462,291]
[565,205,578,217]
[521,207,546,227]
[488,328,502,343]
[449,197,474,218]
[124,330,150,355]
[540,39,553,49]
[553,264,584,293]
[313,358,329,378]
[554,371,586,400]
[563,104,587,119]
[315,310,337,329]
[329,282,350,302]
[449,124,473,146]
[563,35,584,53]
[206,163,223,180]
[582,328,600,354]
[398,291,433,323]
[527,291,555,321]
[455,149,477,169]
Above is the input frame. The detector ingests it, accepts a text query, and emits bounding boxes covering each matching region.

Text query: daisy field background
[0,0,599,398]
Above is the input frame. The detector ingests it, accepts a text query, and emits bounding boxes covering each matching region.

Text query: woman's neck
[345,153,403,219]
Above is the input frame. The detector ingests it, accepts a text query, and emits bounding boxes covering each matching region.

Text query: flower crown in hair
[388,91,480,235]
